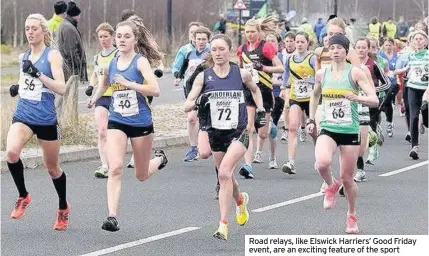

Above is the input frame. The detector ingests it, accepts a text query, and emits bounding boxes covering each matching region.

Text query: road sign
[234,0,247,10]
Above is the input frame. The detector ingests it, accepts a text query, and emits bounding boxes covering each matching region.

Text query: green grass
[1,73,19,86]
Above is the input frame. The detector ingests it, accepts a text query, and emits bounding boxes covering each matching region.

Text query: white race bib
[18,72,43,101]
[243,63,259,83]
[294,79,314,99]
[324,99,352,125]
[210,97,240,130]
[409,66,428,83]
[113,90,139,117]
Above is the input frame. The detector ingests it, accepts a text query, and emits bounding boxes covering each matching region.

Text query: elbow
[152,88,160,97]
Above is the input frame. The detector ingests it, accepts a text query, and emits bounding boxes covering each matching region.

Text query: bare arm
[184,72,204,112]
[314,47,323,71]
[346,48,362,67]
[89,69,97,87]
[352,67,379,108]
[91,67,109,103]
[263,55,284,73]
[309,70,324,120]
[241,69,264,109]
[40,50,66,95]
[125,57,160,97]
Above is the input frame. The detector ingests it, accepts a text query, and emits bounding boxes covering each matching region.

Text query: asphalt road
[1,112,428,256]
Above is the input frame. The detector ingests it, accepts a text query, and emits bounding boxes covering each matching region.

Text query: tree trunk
[354,0,359,17]
[103,0,107,21]
[392,0,396,21]
[13,0,17,47]
[87,0,91,48]
[132,0,135,10]
[20,4,24,46]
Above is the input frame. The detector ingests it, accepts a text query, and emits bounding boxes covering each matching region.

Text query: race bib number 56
[18,72,43,101]
[113,90,139,117]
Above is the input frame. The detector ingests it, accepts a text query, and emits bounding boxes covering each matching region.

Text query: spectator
[213,13,227,34]
[299,18,316,42]
[383,17,397,39]
[47,1,67,38]
[278,19,288,39]
[56,1,88,83]
[120,9,135,22]
[318,14,337,43]
[396,16,409,42]
[368,16,382,39]
[313,18,325,45]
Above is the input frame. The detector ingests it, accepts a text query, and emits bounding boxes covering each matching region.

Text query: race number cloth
[113,90,139,117]
[324,98,352,126]
[18,72,43,101]
[209,90,244,130]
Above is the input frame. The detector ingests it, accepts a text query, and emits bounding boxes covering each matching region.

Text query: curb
[1,135,188,173]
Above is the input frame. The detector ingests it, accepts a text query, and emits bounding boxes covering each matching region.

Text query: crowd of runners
[4,1,429,241]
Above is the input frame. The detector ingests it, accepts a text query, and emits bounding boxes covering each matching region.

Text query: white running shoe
[253,151,263,164]
[269,158,278,169]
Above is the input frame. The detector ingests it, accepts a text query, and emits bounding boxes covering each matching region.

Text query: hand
[253,61,264,71]
[9,84,19,97]
[306,123,316,137]
[114,74,130,87]
[255,107,267,129]
[87,97,96,109]
[174,78,182,86]
[85,85,94,96]
[154,69,163,78]
[22,60,41,78]
[344,92,360,103]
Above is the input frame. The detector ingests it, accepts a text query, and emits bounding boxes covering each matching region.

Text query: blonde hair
[245,15,279,39]
[96,22,114,35]
[367,35,380,48]
[118,16,164,66]
[25,13,55,48]
[328,18,346,31]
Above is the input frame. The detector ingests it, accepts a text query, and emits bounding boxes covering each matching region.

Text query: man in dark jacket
[56,1,87,82]
[55,1,88,124]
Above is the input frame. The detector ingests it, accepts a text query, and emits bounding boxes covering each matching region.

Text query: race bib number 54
[113,90,139,117]
[324,99,352,125]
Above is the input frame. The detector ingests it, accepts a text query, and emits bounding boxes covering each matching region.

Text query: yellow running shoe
[213,222,228,240]
[236,192,249,226]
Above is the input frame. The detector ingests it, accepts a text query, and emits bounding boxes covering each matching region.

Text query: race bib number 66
[324,99,352,125]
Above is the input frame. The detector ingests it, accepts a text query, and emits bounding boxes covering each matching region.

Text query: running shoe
[345,214,360,234]
[366,144,379,165]
[409,146,419,160]
[320,181,328,194]
[282,161,296,174]
[127,156,135,168]
[94,165,109,178]
[213,222,228,240]
[184,147,198,162]
[405,132,411,143]
[102,216,120,232]
[239,164,254,179]
[252,151,263,164]
[53,203,70,231]
[354,170,367,182]
[420,122,426,135]
[155,149,168,170]
[269,121,277,139]
[386,123,394,138]
[11,194,32,219]
[280,128,288,142]
[269,157,278,169]
[323,179,340,210]
[299,127,307,142]
[236,192,249,226]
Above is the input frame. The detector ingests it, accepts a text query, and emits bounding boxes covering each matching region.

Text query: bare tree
[412,0,427,19]
[13,0,17,47]
[87,0,91,48]
[103,0,107,22]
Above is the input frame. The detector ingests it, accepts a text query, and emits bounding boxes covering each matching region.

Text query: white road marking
[252,192,323,213]
[173,88,183,91]
[379,160,428,177]
[80,226,201,256]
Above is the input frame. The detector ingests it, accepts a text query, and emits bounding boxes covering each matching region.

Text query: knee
[6,147,21,163]
[218,167,232,183]
[259,129,269,139]
[98,127,107,140]
[315,157,331,173]
[199,150,211,159]
[340,171,355,187]
[187,114,197,125]
[109,163,124,179]
[46,164,61,178]
[136,173,148,182]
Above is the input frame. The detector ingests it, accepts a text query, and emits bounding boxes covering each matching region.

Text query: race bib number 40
[18,72,43,101]
[113,90,139,117]
[243,63,259,84]
[324,99,352,125]
[294,79,314,99]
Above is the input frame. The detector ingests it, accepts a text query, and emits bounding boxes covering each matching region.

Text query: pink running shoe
[323,179,340,209]
[345,214,360,234]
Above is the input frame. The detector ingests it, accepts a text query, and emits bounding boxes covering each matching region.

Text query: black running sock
[215,167,219,186]
[7,159,28,198]
[52,172,67,210]
[357,156,364,170]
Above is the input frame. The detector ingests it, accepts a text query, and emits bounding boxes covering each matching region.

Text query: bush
[0,44,13,55]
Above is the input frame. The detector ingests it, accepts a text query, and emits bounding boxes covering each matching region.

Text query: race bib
[409,66,428,83]
[243,63,259,83]
[113,90,139,117]
[18,72,43,101]
[210,97,240,130]
[272,73,283,85]
[294,79,314,99]
[324,99,352,125]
